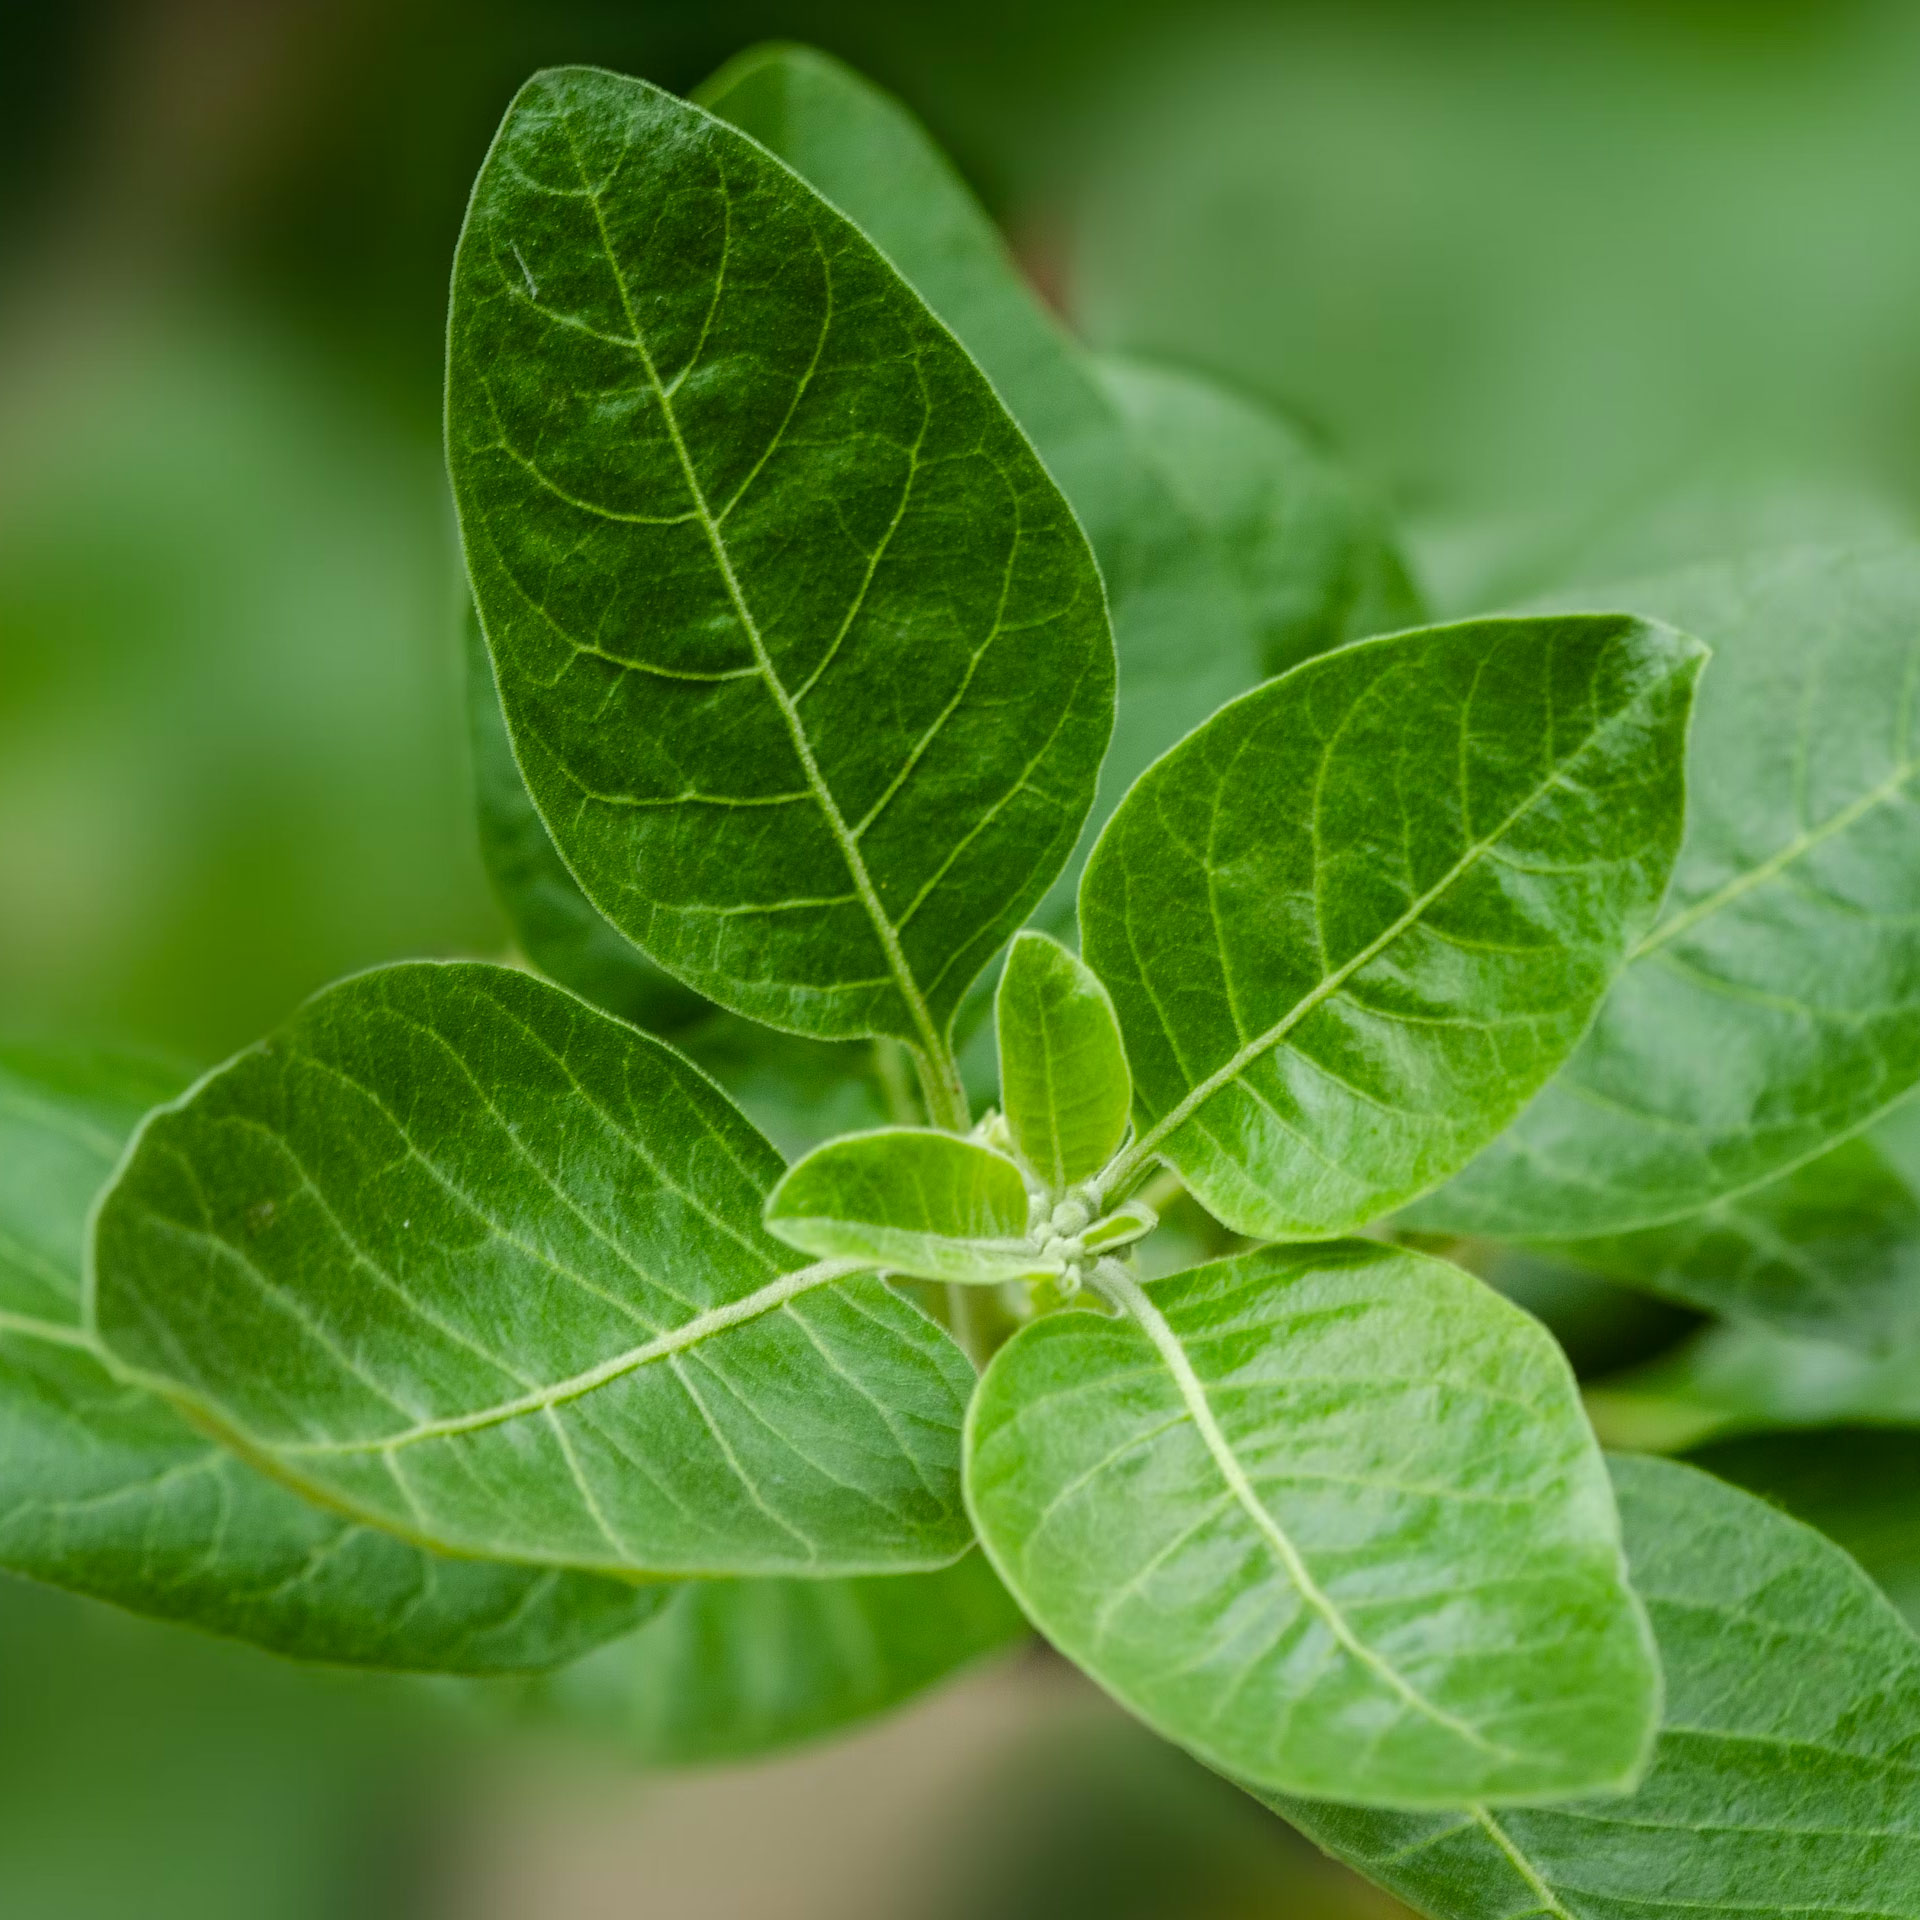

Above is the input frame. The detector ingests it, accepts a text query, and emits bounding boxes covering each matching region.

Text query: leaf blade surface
[965,1242,1659,1806]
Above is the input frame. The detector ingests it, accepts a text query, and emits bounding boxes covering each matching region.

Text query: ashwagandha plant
[6,46,1920,1914]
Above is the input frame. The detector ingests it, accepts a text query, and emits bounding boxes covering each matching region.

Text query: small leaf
[91,963,975,1579]
[1547,1103,1920,1352]
[996,931,1132,1192]
[0,1046,657,1672]
[965,1242,1659,1806]
[540,1552,1029,1764]
[1276,1455,1920,1920]
[1416,545,1920,1238]
[1081,615,1705,1239]
[1079,1199,1158,1254]
[448,67,1114,1078]
[1094,354,1424,680]
[766,1128,1046,1285]
[464,604,704,1032]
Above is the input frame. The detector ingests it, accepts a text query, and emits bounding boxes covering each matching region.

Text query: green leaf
[965,1242,1659,1807]
[0,1045,658,1671]
[995,931,1132,1193]
[697,46,1263,931]
[1080,615,1705,1239]
[448,68,1114,1099]
[541,1551,1029,1764]
[1093,355,1424,681]
[464,603,704,1032]
[1415,545,1920,1238]
[765,1127,1046,1284]
[1546,1104,1920,1352]
[1276,1454,1920,1920]
[90,963,975,1579]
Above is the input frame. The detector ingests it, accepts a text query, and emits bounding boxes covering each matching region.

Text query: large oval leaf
[0,1046,657,1671]
[448,67,1114,1090]
[541,1552,1029,1764]
[965,1243,1659,1807]
[90,964,975,1579]
[1277,1454,1920,1920]
[1080,615,1704,1238]
[1417,545,1920,1237]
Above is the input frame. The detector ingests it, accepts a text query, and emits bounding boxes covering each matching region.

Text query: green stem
[909,1041,970,1134]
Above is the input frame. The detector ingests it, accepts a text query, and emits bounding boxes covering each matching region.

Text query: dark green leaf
[995,931,1131,1194]
[0,1045,658,1671]
[1081,615,1704,1239]
[464,604,704,1032]
[765,1127,1044,1284]
[91,963,975,1579]
[1417,545,1920,1237]
[542,1551,1029,1764]
[1546,1109,1920,1352]
[448,67,1114,1100]
[966,1243,1658,1806]
[1094,355,1423,680]
[1277,1454,1920,1920]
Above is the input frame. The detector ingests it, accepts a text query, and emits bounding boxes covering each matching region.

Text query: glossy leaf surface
[698,45,1263,930]
[1081,616,1704,1239]
[1420,545,1920,1237]
[766,1128,1045,1284]
[0,1046,657,1671]
[544,1552,1028,1764]
[1095,355,1423,681]
[1279,1455,1920,1919]
[1551,1098,1920,1352]
[91,964,975,1578]
[449,67,1114,1071]
[464,605,702,1032]
[966,1243,1658,1806]
[995,931,1132,1193]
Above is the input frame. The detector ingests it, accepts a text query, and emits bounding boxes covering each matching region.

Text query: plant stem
[871,1038,922,1127]
[909,1041,970,1134]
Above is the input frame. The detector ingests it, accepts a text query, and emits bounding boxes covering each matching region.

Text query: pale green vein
[1471,1807,1577,1920]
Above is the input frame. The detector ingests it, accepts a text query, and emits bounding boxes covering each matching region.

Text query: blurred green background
[5,1,1920,1912]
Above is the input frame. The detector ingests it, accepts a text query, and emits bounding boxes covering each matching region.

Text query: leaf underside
[1081,614,1704,1239]
[1277,1454,1920,1919]
[965,1242,1659,1807]
[449,66,1113,1051]
[90,963,975,1580]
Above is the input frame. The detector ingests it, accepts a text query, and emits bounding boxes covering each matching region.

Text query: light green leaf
[995,931,1132,1193]
[90,963,975,1579]
[0,1045,658,1671]
[1415,545,1920,1238]
[541,1551,1029,1764]
[697,46,1262,932]
[765,1128,1046,1285]
[965,1242,1659,1807]
[1276,1454,1920,1920]
[464,604,703,1033]
[448,67,1114,1102]
[1094,355,1423,681]
[1546,1103,1920,1352]
[1081,615,1705,1239]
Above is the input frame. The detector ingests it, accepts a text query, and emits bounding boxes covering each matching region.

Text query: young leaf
[995,931,1132,1193]
[1416,545,1920,1238]
[965,1243,1659,1807]
[1276,1455,1920,1920]
[90,963,975,1579]
[540,1552,1029,1764]
[464,605,705,1032]
[765,1128,1046,1284]
[1081,615,1705,1239]
[1546,1109,1920,1353]
[448,67,1115,1097]
[0,1046,659,1672]
[697,46,1263,929]
[1094,355,1423,681]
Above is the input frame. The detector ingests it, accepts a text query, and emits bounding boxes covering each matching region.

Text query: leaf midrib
[558,108,960,1117]
[1097,1267,1521,1764]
